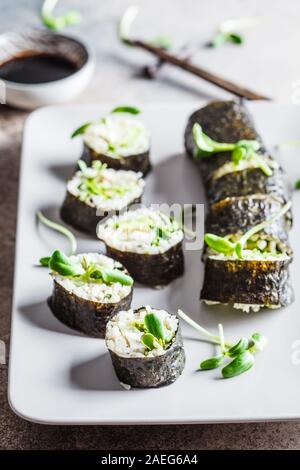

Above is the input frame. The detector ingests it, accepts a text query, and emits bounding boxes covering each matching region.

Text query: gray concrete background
[1,0,300,450]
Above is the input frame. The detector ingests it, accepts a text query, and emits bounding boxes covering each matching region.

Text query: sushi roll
[60,160,145,235]
[73,106,151,175]
[97,207,184,286]
[205,195,292,243]
[201,201,294,312]
[105,306,186,388]
[184,100,293,313]
[48,251,133,337]
[184,101,291,204]
[201,247,294,312]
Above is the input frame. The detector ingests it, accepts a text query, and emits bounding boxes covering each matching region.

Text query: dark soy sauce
[0,53,77,84]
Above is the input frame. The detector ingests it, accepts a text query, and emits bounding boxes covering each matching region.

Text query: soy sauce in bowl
[0,53,78,84]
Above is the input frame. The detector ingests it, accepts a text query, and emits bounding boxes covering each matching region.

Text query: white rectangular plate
[8,102,300,424]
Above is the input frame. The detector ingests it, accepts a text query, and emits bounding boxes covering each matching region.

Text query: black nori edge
[48,276,133,338]
[200,257,294,307]
[60,190,142,236]
[104,242,184,286]
[206,166,291,206]
[106,309,186,388]
[81,143,151,176]
[205,195,292,243]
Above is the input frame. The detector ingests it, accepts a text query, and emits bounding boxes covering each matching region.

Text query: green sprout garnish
[111,106,140,115]
[134,311,174,352]
[178,310,267,379]
[71,122,93,139]
[210,32,243,48]
[48,250,133,286]
[41,0,81,31]
[192,123,273,177]
[295,180,300,190]
[71,106,141,139]
[204,201,291,259]
[150,36,173,50]
[76,160,133,201]
[37,211,77,266]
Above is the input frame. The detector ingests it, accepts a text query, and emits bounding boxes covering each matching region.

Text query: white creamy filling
[212,155,278,180]
[53,253,131,303]
[97,207,184,255]
[106,306,178,358]
[208,251,289,262]
[83,114,150,158]
[67,167,145,211]
[203,300,280,313]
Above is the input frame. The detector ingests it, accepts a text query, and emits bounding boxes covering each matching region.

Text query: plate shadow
[19,300,83,337]
[69,353,121,391]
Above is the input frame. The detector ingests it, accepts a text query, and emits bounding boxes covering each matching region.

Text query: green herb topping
[178,310,267,379]
[41,0,81,31]
[204,201,291,259]
[192,123,273,177]
[133,311,175,352]
[49,250,133,286]
[111,106,140,115]
[37,211,77,267]
[210,32,243,48]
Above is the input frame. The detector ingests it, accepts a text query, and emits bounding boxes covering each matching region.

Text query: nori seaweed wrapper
[206,166,291,206]
[104,242,184,286]
[184,101,288,201]
[48,279,133,338]
[205,195,292,243]
[82,143,151,176]
[184,100,263,160]
[200,257,294,307]
[60,190,142,236]
[106,315,185,388]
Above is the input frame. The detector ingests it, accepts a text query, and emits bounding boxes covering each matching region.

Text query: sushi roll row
[184,100,294,312]
[43,107,186,387]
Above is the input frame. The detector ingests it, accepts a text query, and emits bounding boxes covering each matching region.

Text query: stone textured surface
[1,0,300,450]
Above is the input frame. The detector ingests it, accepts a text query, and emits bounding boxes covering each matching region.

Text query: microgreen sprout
[48,250,133,286]
[37,211,77,266]
[118,5,139,43]
[71,122,92,139]
[134,311,174,352]
[209,17,260,48]
[210,31,243,48]
[204,200,291,259]
[111,106,140,115]
[178,309,266,379]
[41,0,81,31]
[192,123,273,177]
[71,106,141,139]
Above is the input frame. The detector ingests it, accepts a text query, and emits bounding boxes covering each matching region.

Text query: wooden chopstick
[126,38,271,101]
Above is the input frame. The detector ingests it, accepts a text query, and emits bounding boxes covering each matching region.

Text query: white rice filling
[106,306,178,358]
[67,167,145,212]
[212,155,278,180]
[204,300,281,313]
[83,114,150,158]
[97,207,184,255]
[53,253,131,303]
[208,250,289,261]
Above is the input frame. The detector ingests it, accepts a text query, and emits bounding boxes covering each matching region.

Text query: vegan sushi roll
[105,306,185,388]
[184,100,291,205]
[201,202,294,312]
[72,106,151,175]
[184,100,294,313]
[97,207,184,286]
[205,194,292,243]
[60,160,145,235]
[48,250,134,337]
